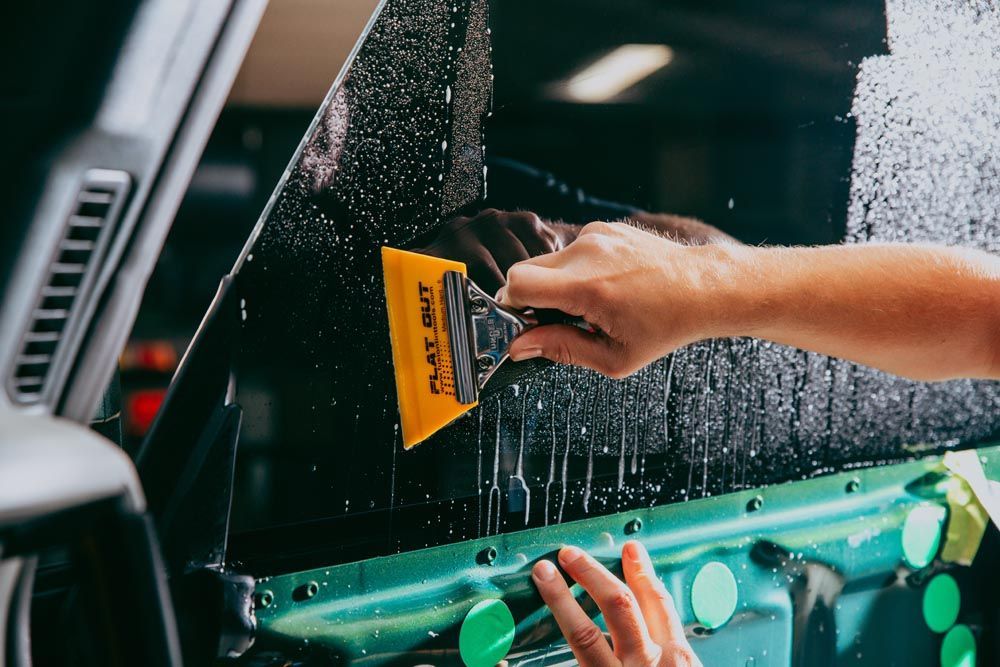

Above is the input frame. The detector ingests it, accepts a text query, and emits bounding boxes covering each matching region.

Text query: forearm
[699,243,1000,381]
[503,223,1000,383]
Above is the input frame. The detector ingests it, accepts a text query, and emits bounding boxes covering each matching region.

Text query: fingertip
[532,559,559,583]
[558,545,585,567]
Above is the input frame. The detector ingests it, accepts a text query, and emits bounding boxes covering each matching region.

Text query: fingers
[508,211,561,257]
[480,224,532,273]
[466,248,506,296]
[501,222,621,310]
[509,325,629,378]
[621,541,688,648]
[532,560,617,667]
[558,546,658,662]
[501,263,585,313]
[420,210,569,295]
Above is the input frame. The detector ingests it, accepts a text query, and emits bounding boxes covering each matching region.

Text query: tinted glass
[227,0,1000,574]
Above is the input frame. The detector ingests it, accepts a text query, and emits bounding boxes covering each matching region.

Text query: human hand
[532,542,701,667]
[551,212,734,249]
[499,221,744,379]
[628,211,736,246]
[413,208,567,296]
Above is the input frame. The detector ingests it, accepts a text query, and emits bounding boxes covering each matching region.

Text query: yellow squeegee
[381,247,589,448]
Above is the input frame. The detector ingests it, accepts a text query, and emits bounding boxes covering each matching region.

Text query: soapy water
[231,0,491,535]
[226,0,1000,558]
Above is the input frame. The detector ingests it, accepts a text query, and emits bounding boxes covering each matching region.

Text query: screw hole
[470,297,489,314]
[746,495,764,512]
[477,546,498,565]
[293,581,319,601]
[625,518,643,535]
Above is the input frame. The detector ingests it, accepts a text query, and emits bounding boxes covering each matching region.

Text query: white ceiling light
[563,44,675,103]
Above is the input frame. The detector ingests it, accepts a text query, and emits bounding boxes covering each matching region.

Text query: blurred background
[122,0,378,447]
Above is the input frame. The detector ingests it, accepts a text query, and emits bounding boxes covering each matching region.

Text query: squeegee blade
[381,247,478,448]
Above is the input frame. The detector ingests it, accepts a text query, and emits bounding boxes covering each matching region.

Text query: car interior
[1,0,998,665]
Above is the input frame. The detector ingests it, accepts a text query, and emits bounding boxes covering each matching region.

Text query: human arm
[532,542,700,667]
[500,222,1000,382]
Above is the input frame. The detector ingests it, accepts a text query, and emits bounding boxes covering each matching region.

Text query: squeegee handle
[530,309,596,333]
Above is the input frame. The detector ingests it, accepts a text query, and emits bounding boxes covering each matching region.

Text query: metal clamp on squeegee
[444,270,591,404]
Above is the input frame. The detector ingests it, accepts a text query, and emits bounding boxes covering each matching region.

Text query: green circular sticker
[459,599,515,667]
[940,624,976,667]
[691,561,738,630]
[901,504,946,569]
[923,573,961,633]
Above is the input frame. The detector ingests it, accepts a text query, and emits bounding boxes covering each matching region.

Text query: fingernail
[533,560,558,582]
[559,546,585,565]
[495,286,507,302]
[511,347,543,362]
[623,541,641,562]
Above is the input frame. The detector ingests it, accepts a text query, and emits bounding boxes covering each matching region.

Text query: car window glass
[227,0,1000,573]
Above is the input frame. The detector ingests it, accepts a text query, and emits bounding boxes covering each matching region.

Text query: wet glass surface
[227,0,1000,573]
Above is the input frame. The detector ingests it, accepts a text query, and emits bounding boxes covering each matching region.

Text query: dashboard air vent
[10,169,130,403]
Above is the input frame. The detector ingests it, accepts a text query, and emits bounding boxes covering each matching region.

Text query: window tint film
[228,0,1000,574]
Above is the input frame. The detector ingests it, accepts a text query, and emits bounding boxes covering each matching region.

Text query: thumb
[509,325,625,377]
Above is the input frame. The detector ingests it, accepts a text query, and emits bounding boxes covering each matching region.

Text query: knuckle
[550,341,577,367]
[638,643,665,666]
[608,221,631,234]
[580,220,610,236]
[567,622,606,652]
[511,212,549,242]
[604,589,637,615]
[506,263,526,285]
[661,642,700,667]
[515,210,543,227]
[602,350,634,380]
[646,578,673,604]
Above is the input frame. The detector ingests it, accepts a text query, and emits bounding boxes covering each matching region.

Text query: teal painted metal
[245,445,999,665]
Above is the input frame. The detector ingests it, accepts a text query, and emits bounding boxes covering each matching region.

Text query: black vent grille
[10,170,130,403]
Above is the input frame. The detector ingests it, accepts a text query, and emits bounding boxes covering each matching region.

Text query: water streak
[617,382,628,489]
[487,400,502,536]
[544,381,558,526]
